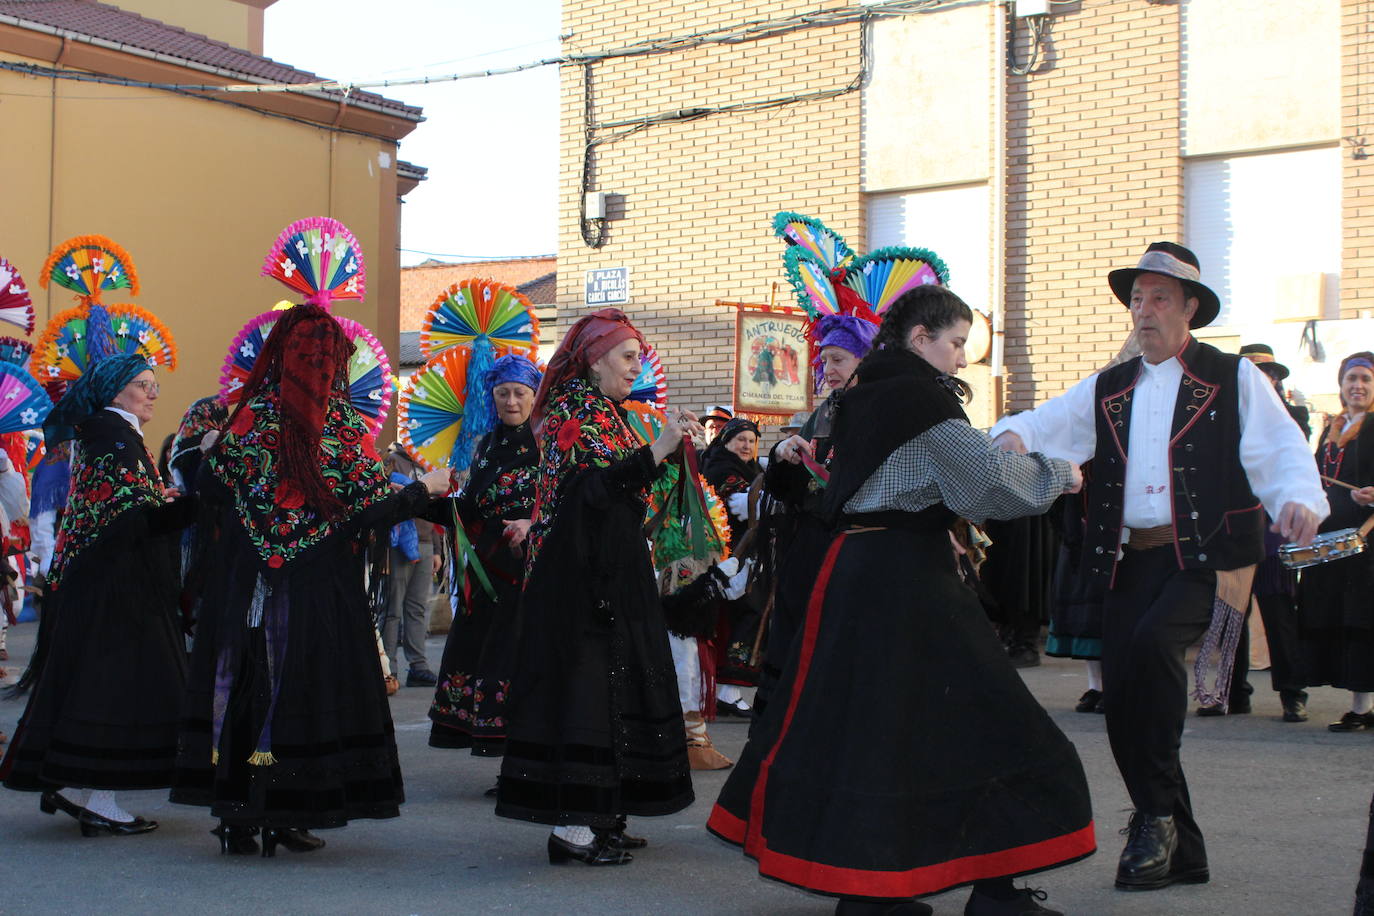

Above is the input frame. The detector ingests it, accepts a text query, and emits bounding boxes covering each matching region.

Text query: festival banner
[731,302,811,421]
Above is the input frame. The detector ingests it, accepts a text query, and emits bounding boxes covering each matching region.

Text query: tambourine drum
[1279,528,1366,569]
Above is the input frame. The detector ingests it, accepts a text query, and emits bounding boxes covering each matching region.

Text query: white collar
[104,406,142,436]
[1140,355,1181,376]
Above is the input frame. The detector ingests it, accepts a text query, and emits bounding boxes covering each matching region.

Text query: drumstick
[1322,475,1360,491]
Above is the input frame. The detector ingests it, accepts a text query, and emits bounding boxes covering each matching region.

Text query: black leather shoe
[405,668,438,687]
[547,833,632,866]
[1330,711,1374,732]
[1115,812,1178,890]
[1281,694,1309,723]
[1074,689,1102,713]
[211,822,259,855]
[964,885,1061,915]
[78,811,158,837]
[39,791,85,821]
[716,698,753,719]
[261,827,325,857]
[600,816,647,850]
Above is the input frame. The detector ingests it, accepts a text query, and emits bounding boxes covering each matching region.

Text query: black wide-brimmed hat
[1108,242,1221,329]
[1239,343,1289,380]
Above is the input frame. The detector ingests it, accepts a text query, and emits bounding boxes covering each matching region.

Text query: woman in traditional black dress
[429,354,541,757]
[495,308,696,866]
[1297,351,1374,732]
[170,305,449,856]
[747,314,874,729]
[2,355,192,836]
[702,417,765,707]
[709,286,1094,916]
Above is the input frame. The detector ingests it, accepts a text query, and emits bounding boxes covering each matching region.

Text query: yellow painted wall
[0,52,403,447]
[1182,0,1340,156]
[111,0,255,52]
[862,4,994,192]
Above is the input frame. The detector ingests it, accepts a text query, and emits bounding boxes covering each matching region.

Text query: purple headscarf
[814,314,878,391]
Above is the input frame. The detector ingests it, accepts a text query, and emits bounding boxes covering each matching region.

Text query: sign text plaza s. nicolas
[584,267,630,306]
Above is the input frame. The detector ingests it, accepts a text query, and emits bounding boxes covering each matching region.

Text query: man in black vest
[990,243,1326,892]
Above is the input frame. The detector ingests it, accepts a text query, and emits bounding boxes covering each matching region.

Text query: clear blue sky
[264,0,562,266]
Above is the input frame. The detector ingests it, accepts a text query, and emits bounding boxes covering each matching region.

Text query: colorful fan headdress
[220,308,394,437]
[0,363,53,435]
[629,344,668,409]
[31,235,177,386]
[0,337,33,369]
[0,258,36,334]
[260,217,366,309]
[397,347,475,472]
[774,211,949,386]
[410,278,540,471]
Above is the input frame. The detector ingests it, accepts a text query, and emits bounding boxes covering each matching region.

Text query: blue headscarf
[43,354,150,446]
[482,354,543,428]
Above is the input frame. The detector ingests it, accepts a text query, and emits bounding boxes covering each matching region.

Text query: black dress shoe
[405,668,438,688]
[211,822,259,855]
[964,885,1062,915]
[546,833,632,866]
[1330,711,1374,732]
[1281,693,1309,722]
[716,698,753,719]
[39,791,85,821]
[1115,812,1178,890]
[1074,689,1102,713]
[261,827,325,857]
[78,811,158,837]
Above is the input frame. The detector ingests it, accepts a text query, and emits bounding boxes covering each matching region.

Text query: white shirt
[990,351,1328,528]
[104,406,142,436]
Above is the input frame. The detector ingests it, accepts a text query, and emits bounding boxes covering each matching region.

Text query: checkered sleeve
[844,418,1072,522]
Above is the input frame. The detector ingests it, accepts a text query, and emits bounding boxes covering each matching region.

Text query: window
[867,184,991,316]
[1185,146,1340,327]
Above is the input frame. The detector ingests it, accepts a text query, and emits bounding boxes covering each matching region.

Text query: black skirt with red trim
[709,524,1095,900]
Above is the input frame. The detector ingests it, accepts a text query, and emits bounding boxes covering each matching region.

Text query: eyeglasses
[131,380,160,395]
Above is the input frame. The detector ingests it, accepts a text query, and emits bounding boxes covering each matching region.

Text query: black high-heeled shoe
[39,791,85,821]
[211,822,259,855]
[546,833,633,866]
[78,811,158,837]
[260,827,325,857]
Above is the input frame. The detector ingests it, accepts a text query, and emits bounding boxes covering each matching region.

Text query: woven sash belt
[1126,524,1173,550]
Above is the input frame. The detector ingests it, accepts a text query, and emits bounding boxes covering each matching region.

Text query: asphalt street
[0,622,1367,915]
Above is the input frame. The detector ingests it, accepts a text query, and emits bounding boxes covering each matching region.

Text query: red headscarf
[220,304,355,519]
[532,308,645,427]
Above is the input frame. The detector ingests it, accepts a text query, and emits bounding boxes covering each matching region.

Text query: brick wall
[1343,0,1374,317]
[1003,0,1184,410]
[557,1,863,419]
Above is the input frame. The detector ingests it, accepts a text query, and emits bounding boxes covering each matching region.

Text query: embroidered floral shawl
[526,377,644,569]
[49,410,164,590]
[209,391,389,569]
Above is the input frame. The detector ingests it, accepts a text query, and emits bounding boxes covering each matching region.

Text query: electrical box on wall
[584,192,608,220]
[1014,0,1049,16]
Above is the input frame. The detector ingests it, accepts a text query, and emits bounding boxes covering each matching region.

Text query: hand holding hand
[992,431,1026,454]
[1064,462,1083,494]
[420,468,451,496]
[1272,501,1320,547]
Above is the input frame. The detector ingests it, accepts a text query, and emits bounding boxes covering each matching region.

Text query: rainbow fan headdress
[220,308,395,437]
[39,235,139,306]
[0,258,36,334]
[260,217,366,308]
[411,278,540,471]
[774,211,949,323]
[32,304,178,384]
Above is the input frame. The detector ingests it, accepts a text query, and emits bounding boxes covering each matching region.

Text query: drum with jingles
[1280,527,1368,569]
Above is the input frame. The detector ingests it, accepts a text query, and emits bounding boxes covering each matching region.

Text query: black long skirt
[709,526,1095,899]
[2,533,185,791]
[428,568,521,756]
[171,519,405,829]
[1298,550,1374,691]
[750,512,830,727]
[495,474,692,829]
